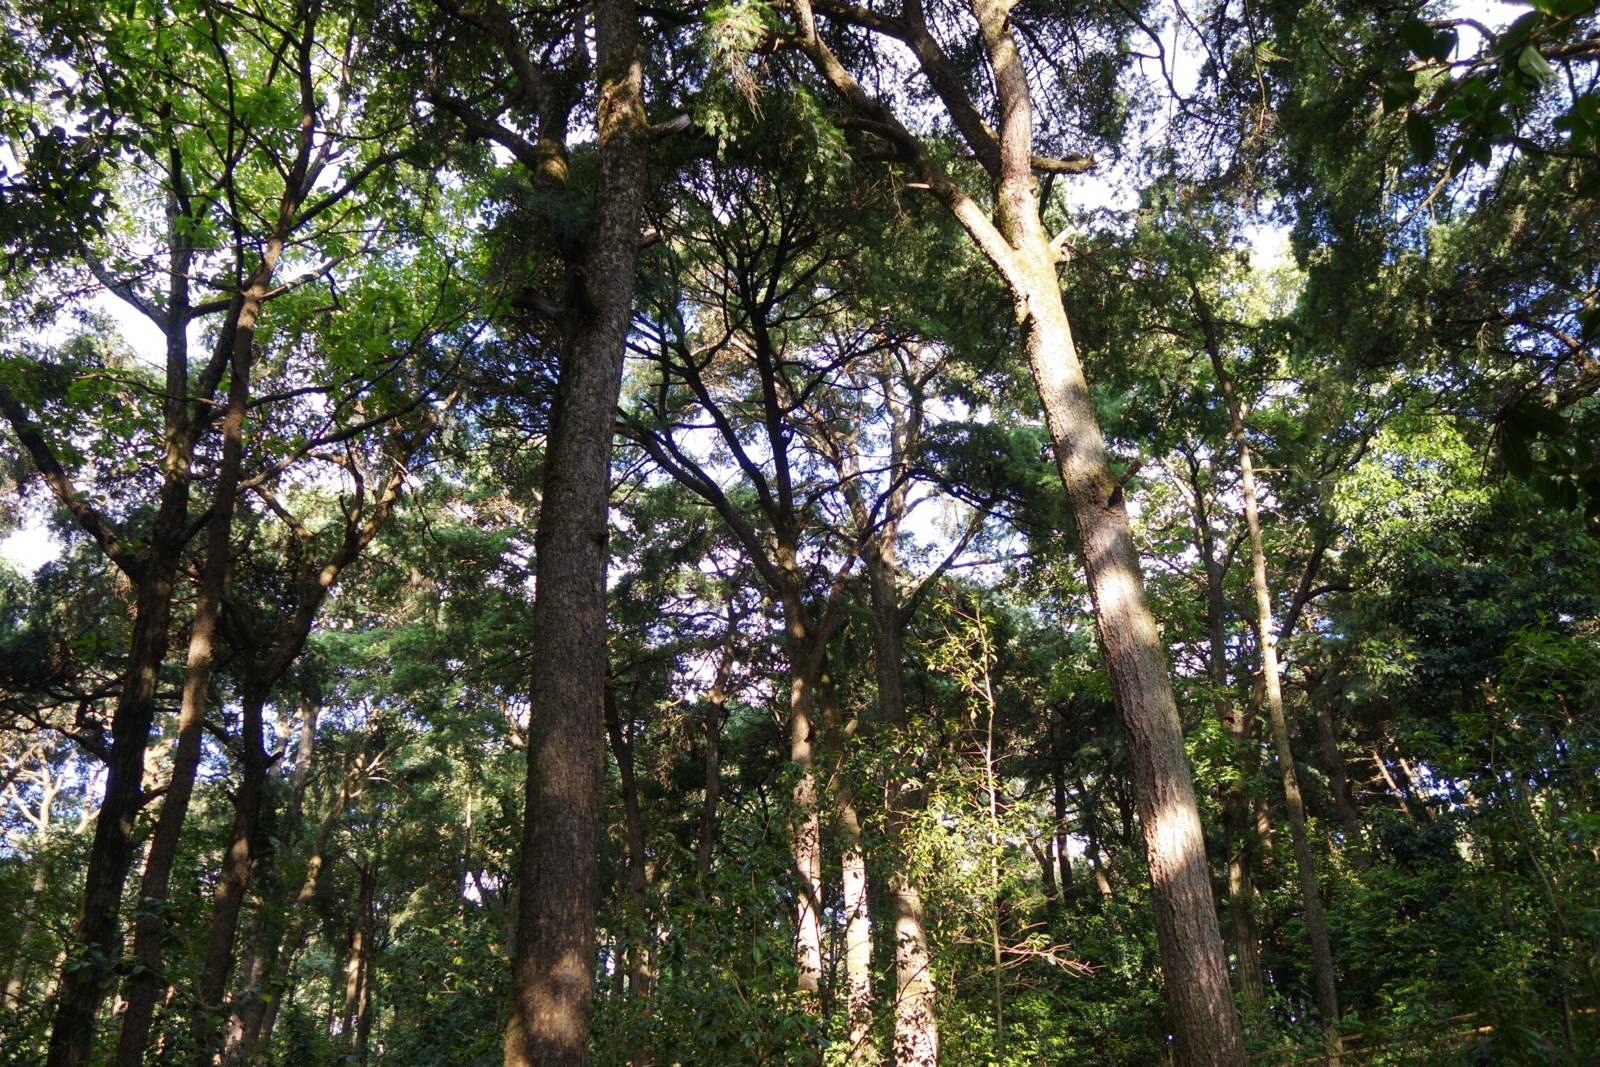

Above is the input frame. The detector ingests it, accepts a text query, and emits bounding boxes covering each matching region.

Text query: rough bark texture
[603,687,655,1067]
[784,629,827,1000]
[818,676,873,1063]
[35,255,198,1067]
[1022,269,1242,1065]
[790,1,1246,1057]
[864,547,938,1067]
[116,277,253,1067]
[189,687,272,1067]
[501,2,651,1059]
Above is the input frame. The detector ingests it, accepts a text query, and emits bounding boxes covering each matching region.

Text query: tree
[766,2,1249,1058]
[4,0,1600,1062]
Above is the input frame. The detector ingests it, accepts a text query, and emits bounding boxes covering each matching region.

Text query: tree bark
[501,3,652,1061]
[116,285,253,1067]
[37,332,194,1067]
[603,686,655,1067]
[248,940,305,1066]
[818,676,873,1063]
[223,710,345,1067]
[863,546,938,1067]
[784,626,827,1004]
[340,863,375,1053]
[8,19,341,1056]
[339,911,361,1042]
[790,2,1247,1056]
[189,685,272,1066]
[1313,698,1363,849]
[1179,453,1269,1016]
[1021,258,1242,1067]
[1203,316,1341,1062]
[354,865,376,1067]
[218,703,319,1059]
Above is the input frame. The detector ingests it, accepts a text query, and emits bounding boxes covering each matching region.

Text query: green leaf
[1507,401,1568,438]
[1383,72,1422,111]
[1529,0,1593,15]
[1503,429,1534,478]
[1579,305,1600,342]
[1517,46,1556,84]
[1502,11,1546,51]
[1400,17,1435,57]
[1405,111,1437,161]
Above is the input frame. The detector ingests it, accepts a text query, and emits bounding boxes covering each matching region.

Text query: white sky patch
[0,519,59,575]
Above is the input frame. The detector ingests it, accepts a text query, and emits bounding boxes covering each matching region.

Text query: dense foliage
[1,0,1597,1063]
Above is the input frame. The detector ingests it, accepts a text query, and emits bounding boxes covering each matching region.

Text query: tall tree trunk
[1019,266,1241,1065]
[863,546,938,1067]
[339,916,361,1042]
[501,4,652,1060]
[818,676,873,1063]
[353,866,376,1067]
[340,864,375,1051]
[41,416,190,1067]
[35,115,310,1053]
[980,15,1244,1056]
[220,703,320,1065]
[603,687,655,1067]
[189,686,271,1066]
[1049,711,1074,904]
[792,2,1246,1056]
[838,793,873,1062]
[1203,320,1341,1062]
[228,760,356,1066]
[1181,454,1268,1017]
[117,307,253,1067]
[1313,698,1363,849]
[16,221,207,1067]
[784,626,827,1004]
[696,629,736,880]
